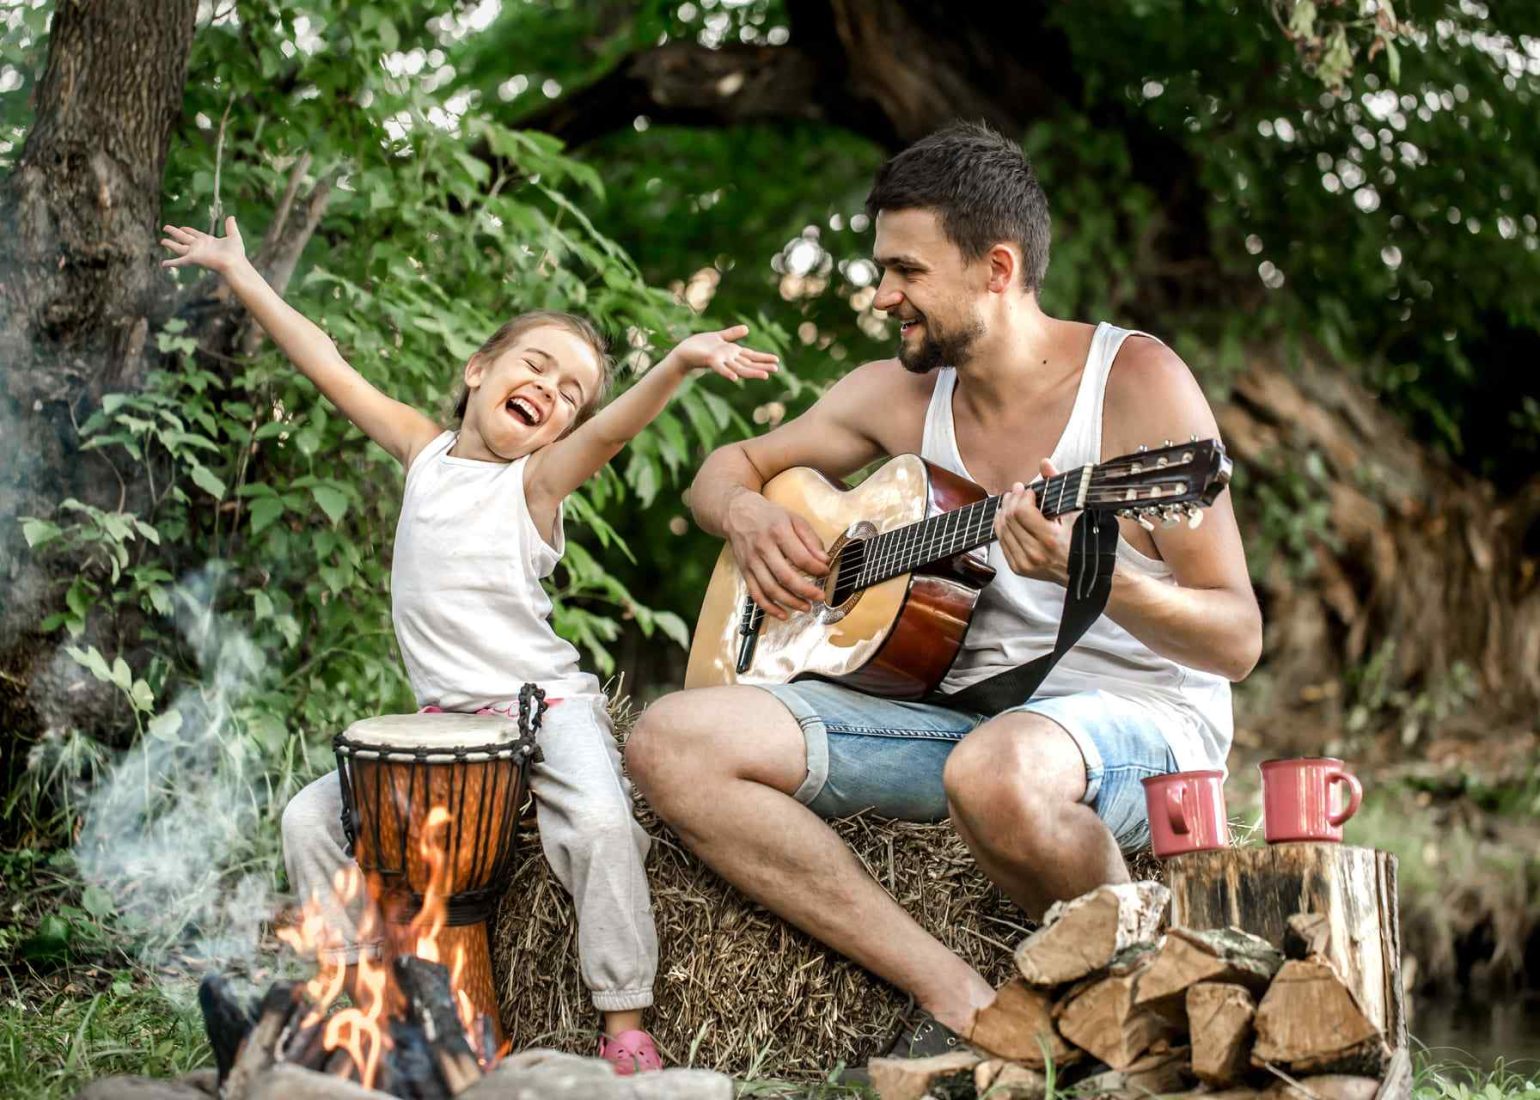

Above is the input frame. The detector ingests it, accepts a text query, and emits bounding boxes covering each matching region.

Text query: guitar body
[685,454,996,698]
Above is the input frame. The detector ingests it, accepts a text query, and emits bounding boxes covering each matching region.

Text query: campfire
[202,806,502,1098]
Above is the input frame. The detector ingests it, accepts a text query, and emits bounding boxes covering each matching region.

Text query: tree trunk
[0,0,198,776]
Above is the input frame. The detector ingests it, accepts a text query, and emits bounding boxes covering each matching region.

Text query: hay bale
[490,699,1163,1077]
[493,805,1020,1075]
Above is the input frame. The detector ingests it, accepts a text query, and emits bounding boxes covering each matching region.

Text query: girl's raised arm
[525,325,777,525]
[162,217,442,468]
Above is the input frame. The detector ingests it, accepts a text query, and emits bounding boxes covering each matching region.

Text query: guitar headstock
[1087,438,1232,530]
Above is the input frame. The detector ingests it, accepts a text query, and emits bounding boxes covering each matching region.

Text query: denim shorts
[760,679,1180,852]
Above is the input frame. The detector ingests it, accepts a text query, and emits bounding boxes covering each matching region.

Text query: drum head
[338,712,523,760]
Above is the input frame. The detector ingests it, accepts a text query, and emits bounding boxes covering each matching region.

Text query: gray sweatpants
[280,694,657,1012]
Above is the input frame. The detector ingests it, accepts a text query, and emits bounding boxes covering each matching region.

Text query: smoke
[69,566,290,987]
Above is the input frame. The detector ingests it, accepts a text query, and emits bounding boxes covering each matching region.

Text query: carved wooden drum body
[334,686,544,1036]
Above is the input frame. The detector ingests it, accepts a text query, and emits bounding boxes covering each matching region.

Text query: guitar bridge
[735,599,764,674]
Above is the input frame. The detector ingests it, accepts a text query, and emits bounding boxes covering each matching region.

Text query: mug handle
[1165,785,1191,835]
[1327,770,1363,827]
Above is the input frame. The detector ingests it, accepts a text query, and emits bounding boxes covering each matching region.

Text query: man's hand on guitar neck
[993,458,1074,586]
[723,489,830,620]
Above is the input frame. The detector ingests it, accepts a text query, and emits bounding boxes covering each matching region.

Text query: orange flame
[276,801,494,1086]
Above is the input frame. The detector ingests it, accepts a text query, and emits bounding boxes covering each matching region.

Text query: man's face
[871,208,987,374]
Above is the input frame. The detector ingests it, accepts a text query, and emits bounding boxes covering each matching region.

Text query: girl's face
[461,325,604,460]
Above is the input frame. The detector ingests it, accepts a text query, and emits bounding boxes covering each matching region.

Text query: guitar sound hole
[829,541,865,607]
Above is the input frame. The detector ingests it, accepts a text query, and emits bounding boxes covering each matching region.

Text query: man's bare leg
[942,713,1128,920]
[626,686,996,1033]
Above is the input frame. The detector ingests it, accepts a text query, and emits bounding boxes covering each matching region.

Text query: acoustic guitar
[685,440,1232,698]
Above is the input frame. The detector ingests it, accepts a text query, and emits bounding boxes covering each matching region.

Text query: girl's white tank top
[920,323,1232,771]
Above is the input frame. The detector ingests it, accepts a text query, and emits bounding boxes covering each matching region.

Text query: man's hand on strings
[994,458,1074,586]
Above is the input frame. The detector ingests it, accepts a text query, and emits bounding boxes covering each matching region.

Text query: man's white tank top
[922,323,1232,772]
[391,431,599,711]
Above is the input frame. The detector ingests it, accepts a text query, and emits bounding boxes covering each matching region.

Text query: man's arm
[690,359,900,618]
[994,340,1262,681]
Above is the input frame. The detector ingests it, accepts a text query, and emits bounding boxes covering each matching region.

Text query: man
[625,122,1261,1052]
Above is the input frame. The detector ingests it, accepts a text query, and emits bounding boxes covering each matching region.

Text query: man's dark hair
[865,121,1051,293]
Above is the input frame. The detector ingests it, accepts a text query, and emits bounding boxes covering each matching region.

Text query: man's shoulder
[823,356,937,408]
[1102,331,1218,451]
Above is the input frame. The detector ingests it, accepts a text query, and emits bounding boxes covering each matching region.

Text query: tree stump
[1163,844,1403,1050]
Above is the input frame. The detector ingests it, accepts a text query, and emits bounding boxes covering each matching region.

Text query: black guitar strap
[925,509,1121,716]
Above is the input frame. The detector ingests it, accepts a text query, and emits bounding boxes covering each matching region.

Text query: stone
[626,1067,734,1099]
[243,1064,383,1100]
[74,1078,214,1100]
[459,1048,625,1100]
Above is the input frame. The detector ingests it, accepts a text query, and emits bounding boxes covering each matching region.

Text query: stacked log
[866,870,1409,1100]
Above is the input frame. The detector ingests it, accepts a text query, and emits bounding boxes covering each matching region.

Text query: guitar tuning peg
[1160,507,1181,528]
[1186,506,1204,530]
[1163,439,1173,447]
[1136,444,1149,453]
[1190,434,1199,443]
[1136,510,1156,532]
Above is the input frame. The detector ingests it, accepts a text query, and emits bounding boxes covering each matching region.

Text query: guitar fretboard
[836,466,1089,595]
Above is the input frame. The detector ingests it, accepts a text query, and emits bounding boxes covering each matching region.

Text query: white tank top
[390,431,599,711]
[922,323,1232,772]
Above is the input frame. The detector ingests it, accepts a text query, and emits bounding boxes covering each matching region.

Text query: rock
[175,1069,218,1096]
[627,1067,734,1099]
[459,1049,624,1099]
[74,1078,215,1100]
[244,1064,383,1100]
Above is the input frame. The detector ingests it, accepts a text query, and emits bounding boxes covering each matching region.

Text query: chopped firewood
[1252,960,1389,1076]
[1076,1043,1192,1095]
[1055,956,1180,1070]
[967,979,1078,1067]
[1284,912,1334,960]
[1166,844,1405,1050]
[277,1012,327,1071]
[197,974,258,1083]
[974,1058,1048,1099]
[1188,981,1257,1086]
[1014,881,1169,987]
[1135,926,1282,1010]
[867,1049,981,1100]
[394,956,484,1094]
[223,983,301,1100]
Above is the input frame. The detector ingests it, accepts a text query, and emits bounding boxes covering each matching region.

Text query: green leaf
[147,710,184,741]
[249,497,286,535]
[129,679,155,713]
[189,463,227,500]
[652,610,691,650]
[65,645,114,685]
[311,485,348,525]
[21,519,61,548]
[81,885,115,919]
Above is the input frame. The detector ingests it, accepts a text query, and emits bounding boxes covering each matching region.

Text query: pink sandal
[598,1029,663,1075]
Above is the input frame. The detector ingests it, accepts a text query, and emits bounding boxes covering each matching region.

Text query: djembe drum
[335,684,545,1037]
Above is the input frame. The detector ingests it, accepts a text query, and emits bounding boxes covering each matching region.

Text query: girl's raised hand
[161,216,247,275]
[665,324,780,381]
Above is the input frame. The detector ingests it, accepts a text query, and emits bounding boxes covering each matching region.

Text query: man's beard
[898,312,985,375]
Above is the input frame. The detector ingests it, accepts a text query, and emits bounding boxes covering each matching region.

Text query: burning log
[224,983,302,1100]
[394,956,484,1094]
[1013,881,1168,986]
[198,974,258,1082]
[387,1017,451,1099]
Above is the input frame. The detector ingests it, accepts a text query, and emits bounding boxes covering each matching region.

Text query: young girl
[161,216,778,1073]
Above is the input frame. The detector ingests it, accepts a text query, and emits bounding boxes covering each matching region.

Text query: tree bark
[0,0,198,770]
[0,0,198,582]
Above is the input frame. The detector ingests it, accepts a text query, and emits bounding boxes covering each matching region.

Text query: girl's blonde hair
[454,310,612,426]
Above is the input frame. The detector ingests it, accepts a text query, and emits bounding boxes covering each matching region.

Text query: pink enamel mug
[1142,770,1230,858]
[1259,757,1363,843]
